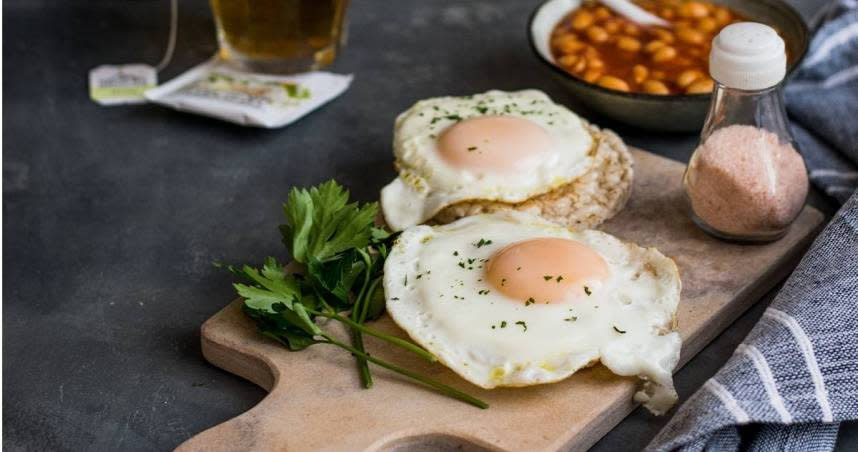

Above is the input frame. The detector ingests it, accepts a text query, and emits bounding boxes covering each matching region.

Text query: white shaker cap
[709,22,786,90]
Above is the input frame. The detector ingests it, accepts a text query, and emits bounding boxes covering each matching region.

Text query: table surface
[3,0,853,450]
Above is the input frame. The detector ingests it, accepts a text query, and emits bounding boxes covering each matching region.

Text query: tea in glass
[210,0,349,74]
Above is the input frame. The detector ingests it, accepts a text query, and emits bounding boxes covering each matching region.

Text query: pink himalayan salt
[684,125,808,237]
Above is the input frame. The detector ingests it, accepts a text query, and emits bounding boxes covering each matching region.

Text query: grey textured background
[3,0,853,450]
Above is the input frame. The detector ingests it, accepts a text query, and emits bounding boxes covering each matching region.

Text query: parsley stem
[312,285,336,315]
[354,249,373,310]
[311,309,437,362]
[350,327,373,388]
[358,277,381,324]
[321,335,488,409]
[350,249,375,388]
[351,276,383,388]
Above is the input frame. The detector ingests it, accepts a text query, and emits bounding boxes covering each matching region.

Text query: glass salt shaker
[683,22,808,242]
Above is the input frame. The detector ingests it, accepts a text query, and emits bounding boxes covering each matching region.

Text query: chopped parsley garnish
[453,250,459,256]
[525,297,535,306]
[556,275,564,283]
[458,262,465,269]
[474,238,493,248]
[516,267,521,271]
[564,316,578,322]
[515,321,528,332]
[416,274,423,279]
[391,297,400,301]
[501,278,507,286]
[475,105,488,114]
[500,321,507,328]
[446,114,463,121]
[584,286,592,296]
[543,275,553,281]
[467,258,476,265]
[467,146,477,152]
[478,289,490,295]
[613,326,627,334]
[404,275,408,286]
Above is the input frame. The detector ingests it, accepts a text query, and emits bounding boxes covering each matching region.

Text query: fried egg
[383,211,682,414]
[381,90,594,231]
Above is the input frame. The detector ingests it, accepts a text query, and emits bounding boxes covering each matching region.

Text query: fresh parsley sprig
[278,180,397,386]
[226,180,487,409]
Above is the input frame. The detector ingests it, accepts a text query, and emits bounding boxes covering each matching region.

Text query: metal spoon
[599,0,671,27]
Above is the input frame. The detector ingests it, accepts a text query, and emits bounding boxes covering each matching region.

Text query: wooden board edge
[174,303,281,452]
[566,206,824,452]
[201,314,277,392]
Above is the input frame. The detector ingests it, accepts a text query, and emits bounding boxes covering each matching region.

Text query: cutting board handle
[176,304,502,452]
[176,318,285,451]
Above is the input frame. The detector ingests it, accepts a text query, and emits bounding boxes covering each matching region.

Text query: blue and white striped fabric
[646,191,858,452]
[646,4,858,450]
[786,0,858,204]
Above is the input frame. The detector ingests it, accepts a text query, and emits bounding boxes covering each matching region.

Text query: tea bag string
[155,0,178,72]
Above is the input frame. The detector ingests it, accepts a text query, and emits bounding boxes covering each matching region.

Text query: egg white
[383,211,682,414]
[380,90,594,231]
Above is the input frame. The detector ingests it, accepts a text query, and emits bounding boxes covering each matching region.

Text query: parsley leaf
[280,180,377,264]
[308,249,365,304]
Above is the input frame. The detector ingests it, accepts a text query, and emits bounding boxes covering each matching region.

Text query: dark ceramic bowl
[528,0,809,132]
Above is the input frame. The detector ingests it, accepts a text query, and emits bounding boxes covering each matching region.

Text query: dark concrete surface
[3,0,852,450]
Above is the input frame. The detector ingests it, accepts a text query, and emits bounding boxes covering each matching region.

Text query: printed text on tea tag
[89,64,157,106]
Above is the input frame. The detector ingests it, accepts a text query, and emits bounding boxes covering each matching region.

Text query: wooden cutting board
[178,149,823,452]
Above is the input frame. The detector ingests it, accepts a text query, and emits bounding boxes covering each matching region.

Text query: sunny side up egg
[384,212,682,415]
[380,90,594,232]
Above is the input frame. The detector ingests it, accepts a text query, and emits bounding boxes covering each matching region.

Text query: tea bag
[88,0,175,105]
[145,59,352,128]
[90,64,158,105]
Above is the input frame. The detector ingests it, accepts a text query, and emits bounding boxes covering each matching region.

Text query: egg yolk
[486,238,609,304]
[437,116,553,172]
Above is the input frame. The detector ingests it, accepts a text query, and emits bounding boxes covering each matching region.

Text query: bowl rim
[527,0,810,101]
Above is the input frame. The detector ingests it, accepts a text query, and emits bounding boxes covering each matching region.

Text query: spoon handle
[599,0,671,27]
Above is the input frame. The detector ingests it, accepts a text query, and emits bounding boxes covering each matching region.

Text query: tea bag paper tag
[89,64,158,105]
[144,59,352,128]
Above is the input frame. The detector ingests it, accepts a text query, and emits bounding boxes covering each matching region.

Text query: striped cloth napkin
[646,2,858,450]
[786,0,858,203]
[646,192,857,451]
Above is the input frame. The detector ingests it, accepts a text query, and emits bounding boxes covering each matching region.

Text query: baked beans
[550,0,747,95]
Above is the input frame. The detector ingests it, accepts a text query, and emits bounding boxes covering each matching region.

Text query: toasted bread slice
[431,123,633,230]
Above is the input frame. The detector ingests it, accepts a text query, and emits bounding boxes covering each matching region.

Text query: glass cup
[210,0,349,74]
